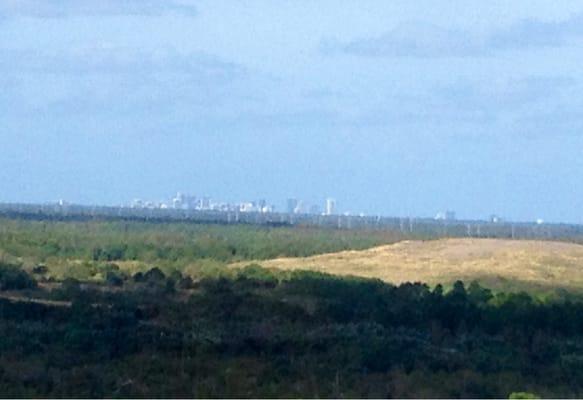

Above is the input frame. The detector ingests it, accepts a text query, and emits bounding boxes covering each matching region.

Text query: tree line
[0,262,581,397]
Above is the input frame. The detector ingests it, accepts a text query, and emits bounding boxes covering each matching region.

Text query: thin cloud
[488,16,583,50]
[0,45,285,120]
[331,14,583,58]
[338,23,484,58]
[294,76,578,132]
[434,76,576,110]
[0,46,242,78]
[0,0,197,18]
[514,109,583,138]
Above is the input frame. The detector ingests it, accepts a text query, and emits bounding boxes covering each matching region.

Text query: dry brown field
[233,238,583,291]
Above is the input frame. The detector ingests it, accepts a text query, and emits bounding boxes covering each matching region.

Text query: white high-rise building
[325,198,336,216]
[435,210,456,221]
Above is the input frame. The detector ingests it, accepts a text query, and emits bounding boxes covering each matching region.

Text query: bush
[237,264,280,285]
[105,271,124,287]
[0,263,37,290]
[32,264,48,275]
[169,269,183,282]
[144,267,166,283]
[133,271,145,282]
[165,278,176,294]
[509,392,540,399]
[177,276,194,289]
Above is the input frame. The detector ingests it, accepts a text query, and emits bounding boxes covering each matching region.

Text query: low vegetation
[0,263,582,397]
[0,262,37,290]
[0,218,415,281]
[1,217,582,397]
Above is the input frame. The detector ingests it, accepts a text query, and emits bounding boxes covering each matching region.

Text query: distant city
[5,191,553,229]
[42,192,528,226]
[127,192,518,225]
[0,192,564,243]
[129,192,342,217]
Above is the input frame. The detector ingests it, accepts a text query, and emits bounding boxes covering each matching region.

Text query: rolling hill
[235,238,583,291]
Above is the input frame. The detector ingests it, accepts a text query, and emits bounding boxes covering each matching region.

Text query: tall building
[172,192,197,210]
[490,214,502,223]
[172,192,185,209]
[435,210,456,221]
[294,200,305,214]
[287,198,299,214]
[199,197,211,210]
[325,198,336,216]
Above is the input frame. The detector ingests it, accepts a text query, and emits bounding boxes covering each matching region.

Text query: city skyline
[5,191,540,225]
[3,1,583,223]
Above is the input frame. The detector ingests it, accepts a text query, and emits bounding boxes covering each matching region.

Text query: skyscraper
[325,198,336,216]
[287,198,299,214]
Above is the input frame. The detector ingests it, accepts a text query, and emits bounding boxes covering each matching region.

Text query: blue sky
[2,1,583,222]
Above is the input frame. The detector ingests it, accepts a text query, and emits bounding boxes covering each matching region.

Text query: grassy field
[3,215,582,294]
[234,238,583,292]
[0,218,416,281]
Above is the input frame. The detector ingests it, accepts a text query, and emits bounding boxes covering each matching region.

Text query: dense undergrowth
[0,218,417,280]
[0,262,582,398]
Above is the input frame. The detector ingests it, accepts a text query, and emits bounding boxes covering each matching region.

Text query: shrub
[177,276,194,290]
[0,263,37,290]
[169,269,183,282]
[105,271,124,287]
[237,264,280,283]
[144,267,166,283]
[165,278,176,294]
[32,264,49,275]
[509,392,540,399]
[133,271,145,282]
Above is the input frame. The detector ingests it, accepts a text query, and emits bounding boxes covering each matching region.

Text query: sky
[2,1,583,222]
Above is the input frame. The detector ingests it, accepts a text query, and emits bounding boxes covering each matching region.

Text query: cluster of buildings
[127,194,514,223]
[130,193,339,216]
[286,198,337,216]
[434,210,456,221]
[131,193,275,213]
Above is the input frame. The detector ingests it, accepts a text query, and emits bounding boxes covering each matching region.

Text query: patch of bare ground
[232,238,583,290]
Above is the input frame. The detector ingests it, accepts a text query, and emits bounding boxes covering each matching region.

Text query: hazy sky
[2,1,583,222]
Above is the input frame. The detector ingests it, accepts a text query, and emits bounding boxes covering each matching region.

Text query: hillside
[237,238,583,291]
